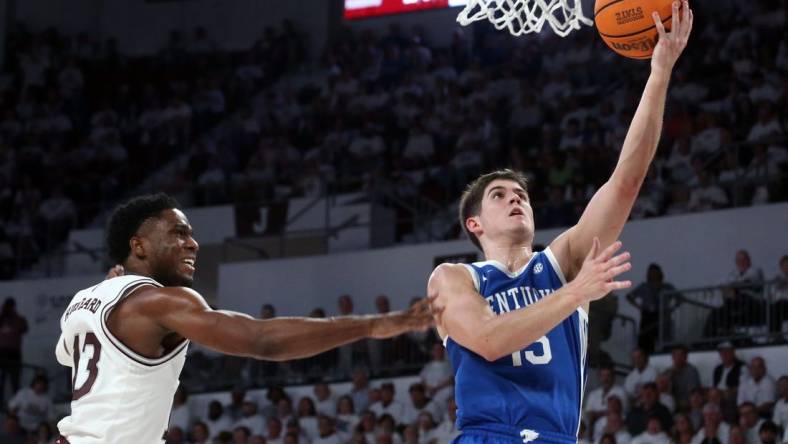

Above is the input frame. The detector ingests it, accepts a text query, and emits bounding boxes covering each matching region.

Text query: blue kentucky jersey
[445,248,588,443]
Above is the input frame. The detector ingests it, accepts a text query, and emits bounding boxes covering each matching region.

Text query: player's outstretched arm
[551,1,693,279]
[429,239,631,362]
[138,288,434,361]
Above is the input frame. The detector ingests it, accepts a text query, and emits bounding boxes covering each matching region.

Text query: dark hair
[459,169,529,251]
[105,193,180,264]
[759,420,778,434]
[409,383,426,394]
[781,255,788,265]
[642,382,658,392]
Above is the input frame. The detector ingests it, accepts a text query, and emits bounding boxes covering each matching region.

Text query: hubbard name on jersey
[56,275,189,444]
[445,247,588,444]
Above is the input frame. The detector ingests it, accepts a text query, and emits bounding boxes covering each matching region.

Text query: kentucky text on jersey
[484,286,554,312]
[445,248,588,444]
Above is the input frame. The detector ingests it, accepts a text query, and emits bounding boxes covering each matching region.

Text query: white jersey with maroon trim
[55,275,189,444]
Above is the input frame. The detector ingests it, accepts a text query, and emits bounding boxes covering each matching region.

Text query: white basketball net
[456,0,593,37]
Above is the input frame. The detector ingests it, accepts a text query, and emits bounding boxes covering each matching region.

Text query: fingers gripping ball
[595,0,675,59]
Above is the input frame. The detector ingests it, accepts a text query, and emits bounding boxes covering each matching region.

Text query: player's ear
[466,215,482,237]
[129,236,147,259]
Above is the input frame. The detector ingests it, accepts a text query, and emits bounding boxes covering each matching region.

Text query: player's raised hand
[651,0,693,74]
[567,238,632,304]
[369,296,438,339]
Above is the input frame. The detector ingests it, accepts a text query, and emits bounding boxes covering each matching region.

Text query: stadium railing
[657,280,787,352]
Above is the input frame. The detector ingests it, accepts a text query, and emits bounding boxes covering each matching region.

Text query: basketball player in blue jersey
[428,3,693,443]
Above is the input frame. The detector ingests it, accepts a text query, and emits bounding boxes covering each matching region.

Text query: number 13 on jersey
[512,335,552,366]
[72,332,102,400]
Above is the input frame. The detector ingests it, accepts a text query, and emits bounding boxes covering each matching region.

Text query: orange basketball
[595,0,674,59]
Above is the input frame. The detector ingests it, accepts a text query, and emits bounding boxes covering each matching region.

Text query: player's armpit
[428,264,501,361]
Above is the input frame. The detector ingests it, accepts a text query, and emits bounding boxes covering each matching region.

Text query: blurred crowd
[168,0,788,243]
[0,21,304,278]
[1,1,786,278]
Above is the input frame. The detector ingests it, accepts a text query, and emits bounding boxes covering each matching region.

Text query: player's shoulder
[428,262,478,295]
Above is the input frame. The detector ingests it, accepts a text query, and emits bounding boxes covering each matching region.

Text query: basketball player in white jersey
[55,194,435,444]
[428,3,693,443]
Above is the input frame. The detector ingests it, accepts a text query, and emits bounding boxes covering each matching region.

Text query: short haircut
[642,382,658,392]
[105,193,180,264]
[459,169,529,251]
[759,420,778,434]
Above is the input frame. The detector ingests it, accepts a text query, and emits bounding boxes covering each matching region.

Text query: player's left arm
[551,1,694,281]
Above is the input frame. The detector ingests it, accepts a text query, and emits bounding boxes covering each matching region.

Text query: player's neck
[123,259,154,280]
[483,243,533,273]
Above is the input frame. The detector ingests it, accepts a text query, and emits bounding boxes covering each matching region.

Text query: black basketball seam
[594,0,629,17]
[599,15,672,38]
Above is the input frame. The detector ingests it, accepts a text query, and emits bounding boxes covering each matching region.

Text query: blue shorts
[452,424,577,444]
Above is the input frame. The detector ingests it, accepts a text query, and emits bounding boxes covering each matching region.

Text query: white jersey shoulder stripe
[99,277,190,367]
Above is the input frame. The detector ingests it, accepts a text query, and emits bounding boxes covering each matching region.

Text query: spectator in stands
[655,373,676,412]
[626,348,659,402]
[370,383,405,423]
[297,397,319,440]
[688,389,707,431]
[772,376,788,436]
[313,415,342,444]
[691,404,730,444]
[769,256,788,334]
[598,412,632,444]
[233,426,251,444]
[403,383,441,425]
[205,400,233,441]
[234,401,266,437]
[432,395,459,443]
[726,250,764,287]
[626,264,678,353]
[757,420,779,444]
[191,421,211,444]
[708,387,738,425]
[265,417,283,444]
[277,397,295,425]
[313,382,336,417]
[586,365,629,427]
[738,402,764,444]
[166,426,185,444]
[668,345,702,411]
[356,410,377,443]
[728,425,745,444]
[706,288,766,342]
[170,386,192,434]
[351,368,372,414]
[688,171,729,212]
[261,385,287,419]
[628,383,674,436]
[631,416,671,444]
[738,357,777,416]
[0,297,28,398]
[7,374,51,433]
[593,396,624,442]
[375,414,398,444]
[714,342,745,394]
[227,387,248,421]
[0,413,25,444]
[336,395,359,434]
[419,343,453,408]
[673,413,695,444]
[712,341,744,418]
